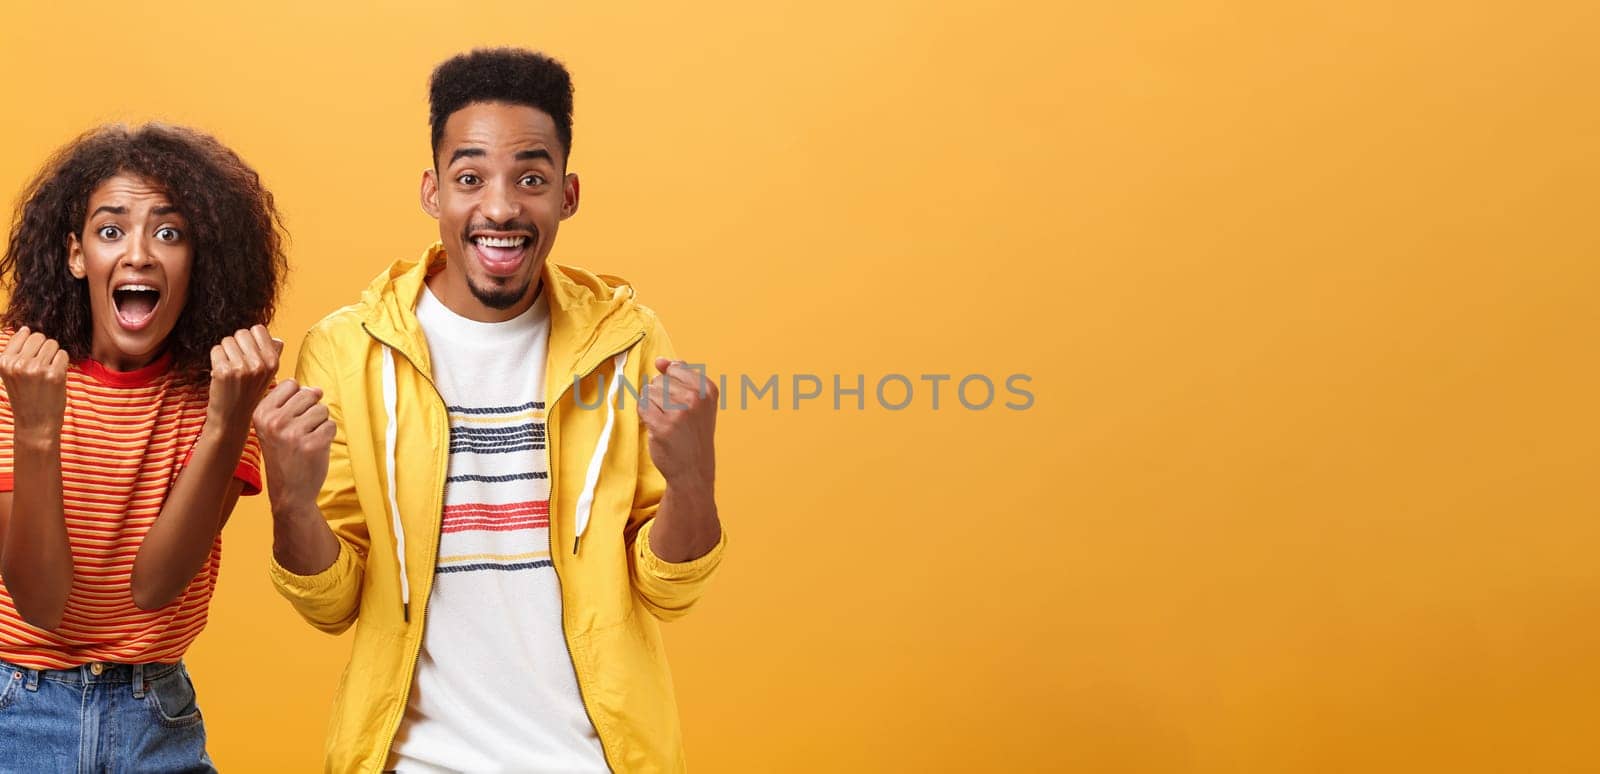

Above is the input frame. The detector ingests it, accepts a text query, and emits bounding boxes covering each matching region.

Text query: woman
[0,123,286,772]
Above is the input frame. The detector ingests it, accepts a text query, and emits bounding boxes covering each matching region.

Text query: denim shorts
[0,658,215,773]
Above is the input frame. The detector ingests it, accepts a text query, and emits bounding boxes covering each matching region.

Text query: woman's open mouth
[113,283,161,331]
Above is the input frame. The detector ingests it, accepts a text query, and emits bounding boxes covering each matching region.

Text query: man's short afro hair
[429,48,575,166]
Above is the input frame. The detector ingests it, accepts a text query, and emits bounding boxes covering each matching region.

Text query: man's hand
[209,325,282,430]
[638,357,722,563]
[640,358,718,489]
[0,327,69,441]
[252,380,335,512]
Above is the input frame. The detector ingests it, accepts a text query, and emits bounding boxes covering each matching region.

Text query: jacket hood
[356,241,653,383]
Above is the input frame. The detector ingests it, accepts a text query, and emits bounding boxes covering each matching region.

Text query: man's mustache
[464,221,539,239]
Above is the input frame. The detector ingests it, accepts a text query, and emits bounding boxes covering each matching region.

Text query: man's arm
[261,328,368,634]
[641,357,723,562]
[625,319,727,621]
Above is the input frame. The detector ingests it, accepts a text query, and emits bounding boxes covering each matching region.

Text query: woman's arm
[0,328,74,629]
[128,427,249,610]
[131,326,278,610]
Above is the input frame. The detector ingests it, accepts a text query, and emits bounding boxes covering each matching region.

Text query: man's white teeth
[474,236,527,248]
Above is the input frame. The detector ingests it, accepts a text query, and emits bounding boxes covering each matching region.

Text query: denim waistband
[0,659,182,688]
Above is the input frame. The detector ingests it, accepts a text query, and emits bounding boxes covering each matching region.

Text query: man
[255,48,726,773]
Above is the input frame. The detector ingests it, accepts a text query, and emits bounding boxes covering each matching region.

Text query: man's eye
[521,175,545,186]
[458,174,481,185]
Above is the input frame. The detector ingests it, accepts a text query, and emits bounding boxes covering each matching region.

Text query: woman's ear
[67,232,87,279]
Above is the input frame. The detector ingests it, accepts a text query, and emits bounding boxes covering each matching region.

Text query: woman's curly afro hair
[1,122,286,377]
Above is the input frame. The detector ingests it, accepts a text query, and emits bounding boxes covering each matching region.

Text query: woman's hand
[208,325,282,431]
[0,327,69,442]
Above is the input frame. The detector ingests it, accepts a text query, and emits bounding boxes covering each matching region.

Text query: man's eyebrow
[515,148,552,162]
[449,147,487,165]
[90,205,127,218]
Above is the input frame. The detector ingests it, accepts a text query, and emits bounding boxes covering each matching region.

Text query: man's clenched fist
[252,379,335,509]
[639,358,718,489]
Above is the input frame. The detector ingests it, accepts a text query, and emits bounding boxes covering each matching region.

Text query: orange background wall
[2,1,1597,771]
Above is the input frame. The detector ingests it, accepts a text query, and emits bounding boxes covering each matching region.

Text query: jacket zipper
[550,330,643,772]
[361,323,450,774]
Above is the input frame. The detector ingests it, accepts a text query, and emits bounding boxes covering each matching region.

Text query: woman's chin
[93,321,175,370]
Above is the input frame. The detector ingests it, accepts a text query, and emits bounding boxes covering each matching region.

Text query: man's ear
[421,168,442,219]
[561,172,581,220]
[67,232,86,279]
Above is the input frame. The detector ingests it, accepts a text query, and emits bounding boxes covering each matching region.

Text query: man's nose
[476,177,521,220]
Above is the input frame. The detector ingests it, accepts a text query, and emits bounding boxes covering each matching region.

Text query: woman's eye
[156,227,181,242]
[97,225,122,240]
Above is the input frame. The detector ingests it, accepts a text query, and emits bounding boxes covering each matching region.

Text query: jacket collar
[357,242,648,389]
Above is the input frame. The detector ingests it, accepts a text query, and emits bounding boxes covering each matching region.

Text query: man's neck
[424,269,543,323]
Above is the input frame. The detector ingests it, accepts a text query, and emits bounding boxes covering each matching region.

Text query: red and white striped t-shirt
[0,331,261,669]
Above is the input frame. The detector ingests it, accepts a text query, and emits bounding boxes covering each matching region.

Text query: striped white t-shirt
[387,285,606,773]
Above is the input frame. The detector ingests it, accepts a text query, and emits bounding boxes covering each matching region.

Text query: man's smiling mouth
[469,233,534,276]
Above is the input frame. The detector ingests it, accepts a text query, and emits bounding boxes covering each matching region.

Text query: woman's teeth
[113,284,161,325]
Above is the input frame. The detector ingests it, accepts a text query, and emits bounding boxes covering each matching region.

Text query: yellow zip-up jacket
[269,244,727,773]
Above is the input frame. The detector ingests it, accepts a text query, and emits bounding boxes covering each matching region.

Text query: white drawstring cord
[572,350,628,554]
[381,346,411,621]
